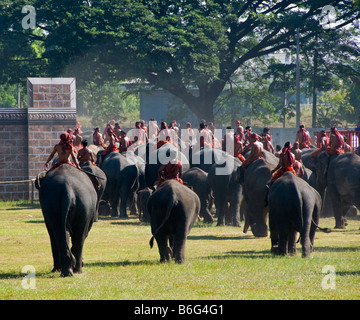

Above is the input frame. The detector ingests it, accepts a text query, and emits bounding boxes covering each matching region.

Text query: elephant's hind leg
[156,234,172,263]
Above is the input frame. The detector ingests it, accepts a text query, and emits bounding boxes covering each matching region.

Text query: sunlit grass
[0,202,359,300]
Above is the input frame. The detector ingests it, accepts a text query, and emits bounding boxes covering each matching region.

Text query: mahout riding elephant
[145,144,190,189]
[80,161,107,222]
[316,151,360,229]
[100,151,145,218]
[237,152,277,237]
[147,180,200,263]
[181,167,214,223]
[207,159,242,226]
[190,146,243,226]
[269,172,322,257]
[37,165,97,277]
[137,187,153,222]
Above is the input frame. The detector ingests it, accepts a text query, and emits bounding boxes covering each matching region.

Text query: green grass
[0,201,359,300]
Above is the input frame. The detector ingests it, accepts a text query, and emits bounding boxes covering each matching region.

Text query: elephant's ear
[318,152,329,176]
[235,166,244,184]
[35,171,47,190]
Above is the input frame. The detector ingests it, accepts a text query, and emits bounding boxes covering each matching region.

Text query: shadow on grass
[85,259,158,268]
[313,246,360,253]
[199,249,272,261]
[3,202,41,211]
[188,234,253,241]
[0,270,57,280]
[25,219,45,224]
[337,270,360,276]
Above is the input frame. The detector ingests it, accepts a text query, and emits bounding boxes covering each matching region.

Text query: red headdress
[331,127,344,147]
[282,142,294,165]
[59,133,72,150]
[249,133,258,141]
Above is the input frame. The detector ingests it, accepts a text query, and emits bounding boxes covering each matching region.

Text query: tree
[1,1,359,122]
[266,62,297,128]
[317,88,354,127]
[77,81,140,127]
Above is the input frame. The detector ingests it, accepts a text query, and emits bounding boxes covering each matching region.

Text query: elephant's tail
[149,193,177,249]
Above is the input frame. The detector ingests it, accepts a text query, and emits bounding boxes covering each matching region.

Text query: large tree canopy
[1,0,359,122]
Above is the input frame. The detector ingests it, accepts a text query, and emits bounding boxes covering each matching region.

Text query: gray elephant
[316,151,360,229]
[182,167,214,223]
[190,146,242,226]
[100,151,145,218]
[237,151,278,237]
[207,159,242,226]
[37,165,97,277]
[269,172,322,257]
[137,187,153,222]
[190,145,229,173]
[147,180,200,263]
[80,162,107,222]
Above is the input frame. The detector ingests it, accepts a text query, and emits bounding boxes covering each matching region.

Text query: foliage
[77,81,139,127]
[1,0,359,122]
[0,84,17,107]
[215,60,279,126]
[317,88,355,127]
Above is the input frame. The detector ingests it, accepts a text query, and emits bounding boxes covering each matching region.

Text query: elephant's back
[40,165,96,204]
[150,180,200,208]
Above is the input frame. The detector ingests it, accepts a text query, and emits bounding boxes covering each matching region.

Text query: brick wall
[0,78,76,201]
[0,109,29,200]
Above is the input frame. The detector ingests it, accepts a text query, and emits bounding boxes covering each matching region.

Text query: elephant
[80,161,107,222]
[100,151,145,218]
[316,151,360,229]
[189,145,230,173]
[207,159,242,226]
[147,180,201,263]
[137,187,153,222]
[190,146,243,226]
[269,172,322,257]
[37,164,97,277]
[237,151,278,237]
[181,167,214,223]
[145,144,190,189]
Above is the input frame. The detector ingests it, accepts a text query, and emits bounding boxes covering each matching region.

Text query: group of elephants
[36,140,360,277]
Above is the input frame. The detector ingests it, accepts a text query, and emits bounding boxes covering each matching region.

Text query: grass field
[0,201,359,300]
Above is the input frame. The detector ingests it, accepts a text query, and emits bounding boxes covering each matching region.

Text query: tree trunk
[161,80,226,124]
[312,50,318,128]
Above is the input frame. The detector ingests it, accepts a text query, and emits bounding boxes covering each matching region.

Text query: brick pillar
[0,78,77,201]
[27,78,77,186]
[0,109,29,200]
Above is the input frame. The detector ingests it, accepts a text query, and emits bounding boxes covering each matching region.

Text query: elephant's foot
[251,223,268,237]
[203,217,214,224]
[60,267,74,277]
[271,245,279,255]
[119,213,129,219]
[232,219,241,227]
[334,217,348,229]
[73,267,82,274]
[110,212,119,218]
[160,248,172,263]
